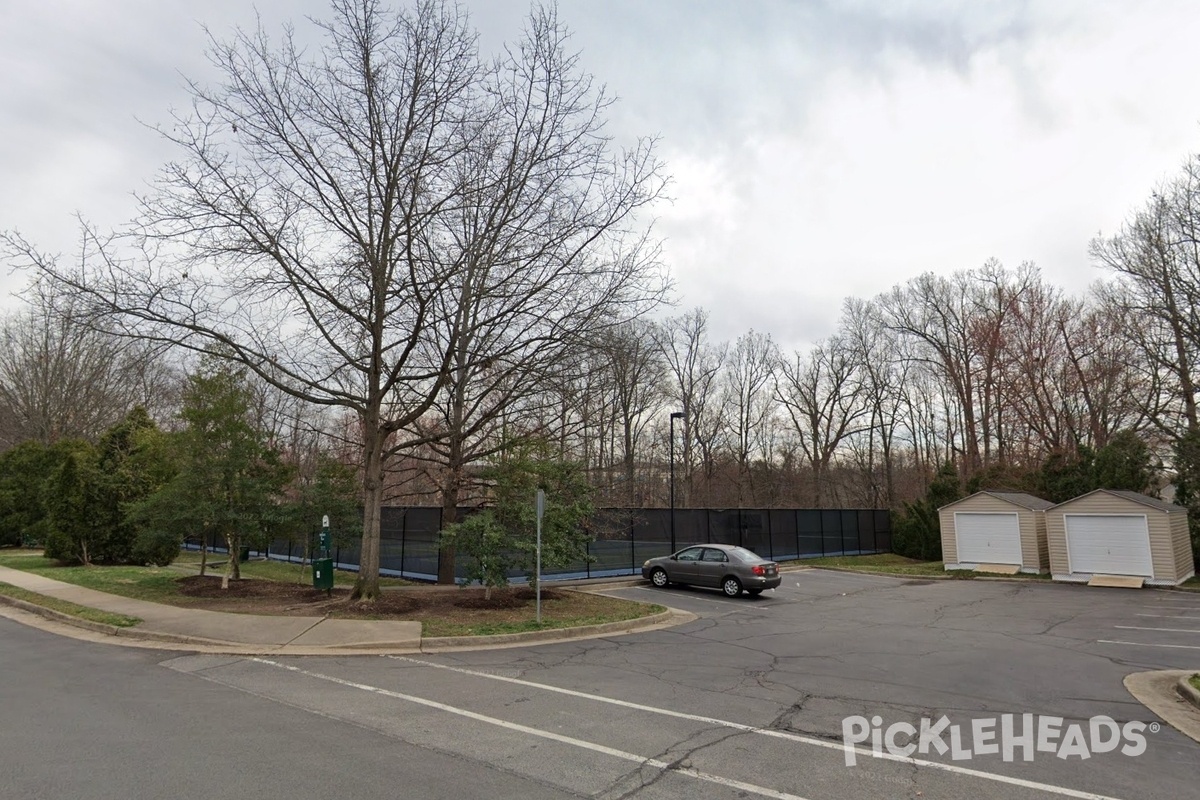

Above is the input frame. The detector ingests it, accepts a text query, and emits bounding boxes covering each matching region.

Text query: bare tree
[719,330,778,505]
[2,1,664,599]
[1092,160,1200,440]
[393,7,666,580]
[840,297,913,506]
[657,307,726,505]
[0,282,177,449]
[776,335,869,505]
[594,320,668,505]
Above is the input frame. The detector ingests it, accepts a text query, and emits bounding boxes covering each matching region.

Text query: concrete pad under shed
[973,563,1020,575]
[1087,574,1145,588]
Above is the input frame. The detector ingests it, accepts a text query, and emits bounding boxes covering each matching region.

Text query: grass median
[0,548,664,636]
[0,581,141,628]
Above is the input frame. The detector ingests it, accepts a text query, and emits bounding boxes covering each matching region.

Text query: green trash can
[313,558,334,591]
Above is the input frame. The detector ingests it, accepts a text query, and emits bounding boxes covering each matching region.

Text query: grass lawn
[0,549,185,601]
[0,549,409,604]
[414,592,666,638]
[173,551,412,588]
[797,552,1051,579]
[0,581,141,627]
[1191,675,1200,692]
[798,553,958,576]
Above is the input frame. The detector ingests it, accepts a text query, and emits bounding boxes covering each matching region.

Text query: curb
[0,593,238,647]
[1179,675,1200,710]
[420,608,684,651]
[1124,670,1200,744]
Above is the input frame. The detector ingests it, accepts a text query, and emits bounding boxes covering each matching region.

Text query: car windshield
[726,547,765,562]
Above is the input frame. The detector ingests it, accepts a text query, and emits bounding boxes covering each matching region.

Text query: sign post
[314,514,334,595]
[535,489,544,624]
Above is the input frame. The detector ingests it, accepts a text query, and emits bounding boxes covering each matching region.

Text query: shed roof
[1052,488,1185,513]
[939,490,1053,512]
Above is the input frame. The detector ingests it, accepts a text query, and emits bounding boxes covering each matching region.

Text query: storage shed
[939,491,1052,573]
[1046,489,1195,586]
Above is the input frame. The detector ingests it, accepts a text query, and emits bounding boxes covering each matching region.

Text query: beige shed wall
[1169,514,1196,582]
[940,495,1048,572]
[1046,493,1191,582]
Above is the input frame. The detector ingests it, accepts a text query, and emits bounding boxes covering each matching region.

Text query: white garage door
[955,512,1022,564]
[1064,514,1153,577]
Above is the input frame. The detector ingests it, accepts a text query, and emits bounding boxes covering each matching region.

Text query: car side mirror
[670,554,678,560]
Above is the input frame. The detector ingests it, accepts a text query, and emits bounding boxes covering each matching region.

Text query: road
[3,570,1198,799]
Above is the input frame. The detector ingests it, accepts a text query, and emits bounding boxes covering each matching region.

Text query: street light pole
[669,411,684,553]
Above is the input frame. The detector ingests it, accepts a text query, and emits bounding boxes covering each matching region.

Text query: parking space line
[251,657,811,800]
[388,657,1128,800]
[1139,606,1200,611]
[1114,625,1200,634]
[1134,614,1200,620]
[1098,640,1200,650]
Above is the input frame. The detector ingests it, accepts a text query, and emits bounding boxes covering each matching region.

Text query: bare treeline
[398,152,1199,512]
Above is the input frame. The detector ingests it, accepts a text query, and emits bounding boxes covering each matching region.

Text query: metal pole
[669,414,676,553]
[669,411,684,553]
[536,489,544,624]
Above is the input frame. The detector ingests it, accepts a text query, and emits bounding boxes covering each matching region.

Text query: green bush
[130,530,181,567]
[43,528,81,564]
[891,504,942,561]
[891,461,959,561]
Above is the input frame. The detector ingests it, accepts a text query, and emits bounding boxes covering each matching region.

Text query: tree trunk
[352,418,384,601]
[438,469,461,585]
[437,407,466,585]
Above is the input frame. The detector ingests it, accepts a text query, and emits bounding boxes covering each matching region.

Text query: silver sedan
[641,543,781,597]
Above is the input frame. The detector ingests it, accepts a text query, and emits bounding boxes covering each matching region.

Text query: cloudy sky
[3,0,1200,351]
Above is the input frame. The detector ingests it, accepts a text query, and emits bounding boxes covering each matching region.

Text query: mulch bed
[174,575,568,617]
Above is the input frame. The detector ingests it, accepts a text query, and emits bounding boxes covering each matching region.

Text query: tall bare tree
[595,320,668,505]
[1092,160,1200,440]
[0,282,175,449]
[2,1,664,599]
[776,335,869,505]
[396,6,666,580]
[720,330,778,504]
[657,307,726,505]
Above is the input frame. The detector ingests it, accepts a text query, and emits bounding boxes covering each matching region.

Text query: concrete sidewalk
[0,564,422,652]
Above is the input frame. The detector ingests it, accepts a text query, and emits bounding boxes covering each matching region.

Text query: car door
[670,547,704,584]
[695,547,729,588]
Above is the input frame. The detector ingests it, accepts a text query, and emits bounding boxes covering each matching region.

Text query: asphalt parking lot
[155,570,1200,800]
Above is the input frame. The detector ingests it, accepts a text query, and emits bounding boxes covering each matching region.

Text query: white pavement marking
[1140,606,1200,611]
[1114,625,1200,634]
[1098,640,1200,650]
[249,657,810,800]
[1135,614,1200,620]
[387,657,1127,800]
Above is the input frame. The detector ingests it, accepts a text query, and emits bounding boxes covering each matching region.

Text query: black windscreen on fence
[241,505,891,582]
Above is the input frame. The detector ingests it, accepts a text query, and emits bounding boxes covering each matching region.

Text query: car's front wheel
[650,568,670,588]
[722,577,743,597]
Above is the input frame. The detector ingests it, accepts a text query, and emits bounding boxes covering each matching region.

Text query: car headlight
[642,560,651,568]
